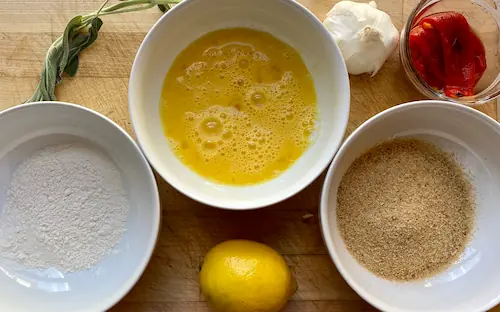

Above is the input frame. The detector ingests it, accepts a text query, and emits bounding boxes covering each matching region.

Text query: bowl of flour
[0,102,160,312]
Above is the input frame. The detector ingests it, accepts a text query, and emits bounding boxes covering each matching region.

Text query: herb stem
[82,0,180,19]
[96,0,112,16]
[94,4,156,17]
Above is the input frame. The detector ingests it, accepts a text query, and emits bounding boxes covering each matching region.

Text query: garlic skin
[323,1,399,76]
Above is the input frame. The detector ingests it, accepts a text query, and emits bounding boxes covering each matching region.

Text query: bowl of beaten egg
[129,0,349,209]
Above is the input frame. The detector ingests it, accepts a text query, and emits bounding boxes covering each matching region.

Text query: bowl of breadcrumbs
[320,100,500,312]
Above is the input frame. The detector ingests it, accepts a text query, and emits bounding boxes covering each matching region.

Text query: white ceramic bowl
[321,101,500,312]
[129,0,350,209]
[0,102,160,312]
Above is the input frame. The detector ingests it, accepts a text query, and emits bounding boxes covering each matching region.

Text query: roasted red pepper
[409,12,487,98]
[409,23,445,89]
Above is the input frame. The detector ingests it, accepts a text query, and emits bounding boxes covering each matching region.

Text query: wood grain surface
[0,0,497,311]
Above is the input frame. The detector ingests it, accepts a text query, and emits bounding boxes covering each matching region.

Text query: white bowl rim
[128,0,350,210]
[320,100,500,312]
[0,101,161,312]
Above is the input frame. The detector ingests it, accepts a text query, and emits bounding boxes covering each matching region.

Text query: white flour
[0,143,128,272]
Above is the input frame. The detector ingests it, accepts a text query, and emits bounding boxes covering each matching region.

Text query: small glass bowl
[400,0,500,105]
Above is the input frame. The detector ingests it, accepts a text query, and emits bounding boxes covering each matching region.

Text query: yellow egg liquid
[160,28,317,185]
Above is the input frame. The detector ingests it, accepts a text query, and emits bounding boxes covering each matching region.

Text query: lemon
[200,240,297,312]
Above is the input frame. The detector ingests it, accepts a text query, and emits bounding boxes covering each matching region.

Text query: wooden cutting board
[0,0,497,311]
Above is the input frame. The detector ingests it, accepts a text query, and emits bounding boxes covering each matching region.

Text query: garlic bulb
[323,1,399,76]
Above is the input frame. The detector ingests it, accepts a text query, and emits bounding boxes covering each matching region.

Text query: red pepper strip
[471,30,486,84]
[409,24,445,89]
[420,12,477,97]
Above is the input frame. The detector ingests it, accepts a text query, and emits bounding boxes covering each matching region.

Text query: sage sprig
[27,0,181,103]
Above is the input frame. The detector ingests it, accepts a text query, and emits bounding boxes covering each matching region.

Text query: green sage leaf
[65,55,80,77]
[63,17,103,77]
[61,16,83,73]
[26,0,183,103]
[158,4,168,13]
[41,41,64,99]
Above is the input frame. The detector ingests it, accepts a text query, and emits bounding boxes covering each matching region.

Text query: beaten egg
[160,28,317,185]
